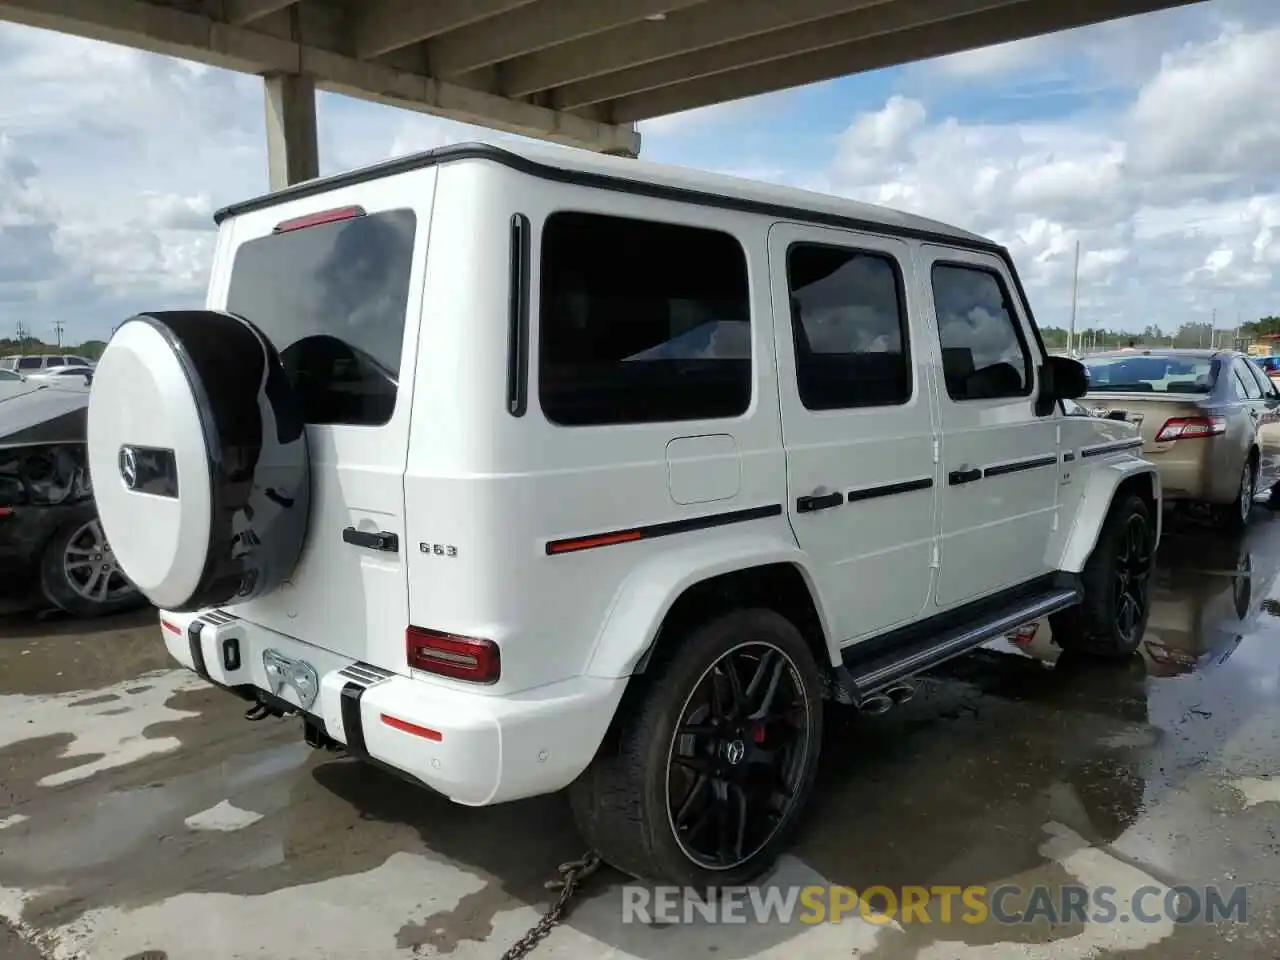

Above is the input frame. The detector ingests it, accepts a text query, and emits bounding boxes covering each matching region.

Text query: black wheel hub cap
[666,642,811,871]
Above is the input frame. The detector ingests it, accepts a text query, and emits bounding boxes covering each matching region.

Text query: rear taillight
[1154,416,1226,442]
[406,626,501,683]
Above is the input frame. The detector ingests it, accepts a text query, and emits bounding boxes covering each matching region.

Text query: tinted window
[63,356,88,367]
[538,212,750,426]
[787,244,909,409]
[931,263,1032,401]
[1244,359,1275,397]
[1235,360,1263,399]
[1083,354,1216,394]
[17,357,40,370]
[0,370,19,381]
[226,208,417,426]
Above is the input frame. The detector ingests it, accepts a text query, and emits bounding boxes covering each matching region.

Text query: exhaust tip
[860,693,893,715]
[886,682,916,705]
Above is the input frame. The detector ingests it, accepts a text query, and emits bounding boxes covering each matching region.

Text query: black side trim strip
[846,477,934,503]
[1082,438,1144,458]
[187,620,209,681]
[983,455,1059,478]
[546,504,783,555]
[340,682,368,758]
[507,213,531,417]
[213,145,1006,261]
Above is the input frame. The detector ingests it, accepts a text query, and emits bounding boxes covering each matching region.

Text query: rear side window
[226,208,417,426]
[1235,360,1263,399]
[786,243,910,409]
[63,356,88,367]
[17,357,40,370]
[931,263,1032,401]
[538,211,750,426]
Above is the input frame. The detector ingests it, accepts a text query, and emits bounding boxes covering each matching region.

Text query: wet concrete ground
[2,512,1279,959]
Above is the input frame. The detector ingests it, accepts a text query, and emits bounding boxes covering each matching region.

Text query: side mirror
[1036,355,1088,416]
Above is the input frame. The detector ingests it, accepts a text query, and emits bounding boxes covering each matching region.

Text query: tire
[569,608,824,887]
[1220,456,1257,533]
[1051,493,1154,659]
[39,514,147,618]
[86,310,310,612]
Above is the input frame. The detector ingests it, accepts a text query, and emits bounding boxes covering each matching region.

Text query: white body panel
[165,143,1156,805]
[204,169,437,675]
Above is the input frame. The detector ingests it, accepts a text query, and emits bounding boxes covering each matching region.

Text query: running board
[837,579,1082,703]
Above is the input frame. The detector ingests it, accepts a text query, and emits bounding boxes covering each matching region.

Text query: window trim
[930,259,1035,403]
[535,208,753,428]
[1234,359,1263,400]
[784,240,913,411]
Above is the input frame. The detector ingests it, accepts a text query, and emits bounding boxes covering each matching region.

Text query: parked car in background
[0,354,93,373]
[1076,349,1280,529]
[24,365,94,389]
[0,379,142,617]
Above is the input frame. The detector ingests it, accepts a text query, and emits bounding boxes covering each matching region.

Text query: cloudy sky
[2,0,1279,346]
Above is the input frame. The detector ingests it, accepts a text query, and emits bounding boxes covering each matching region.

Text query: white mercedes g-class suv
[87,141,1159,887]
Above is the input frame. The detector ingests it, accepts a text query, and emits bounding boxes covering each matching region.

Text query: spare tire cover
[87,310,310,612]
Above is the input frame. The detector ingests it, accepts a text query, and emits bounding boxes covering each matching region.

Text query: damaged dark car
[0,378,143,617]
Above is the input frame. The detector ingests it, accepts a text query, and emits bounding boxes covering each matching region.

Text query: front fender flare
[1055,458,1161,573]
[583,534,837,679]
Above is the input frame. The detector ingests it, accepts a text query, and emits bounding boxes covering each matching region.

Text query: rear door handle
[948,467,982,486]
[342,526,399,553]
[796,491,844,513]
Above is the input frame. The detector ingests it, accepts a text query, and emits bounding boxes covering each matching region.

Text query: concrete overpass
[1,0,1202,189]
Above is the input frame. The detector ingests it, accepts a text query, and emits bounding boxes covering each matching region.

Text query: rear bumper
[161,609,627,806]
[1146,444,1240,504]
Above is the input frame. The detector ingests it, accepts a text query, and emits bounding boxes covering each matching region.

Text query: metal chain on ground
[499,851,602,960]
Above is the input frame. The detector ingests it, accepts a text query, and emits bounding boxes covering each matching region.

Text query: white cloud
[1,0,1280,343]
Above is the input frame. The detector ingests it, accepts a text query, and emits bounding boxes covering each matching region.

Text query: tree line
[0,337,108,361]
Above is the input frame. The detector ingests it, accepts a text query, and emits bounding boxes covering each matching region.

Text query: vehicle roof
[214,140,992,249]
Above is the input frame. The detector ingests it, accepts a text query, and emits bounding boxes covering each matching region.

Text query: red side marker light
[161,620,182,636]
[380,714,443,742]
[406,626,501,683]
[548,529,643,554]
[273,205,366,234]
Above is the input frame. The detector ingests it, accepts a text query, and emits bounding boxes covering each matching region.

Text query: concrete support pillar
[263,73,319,190]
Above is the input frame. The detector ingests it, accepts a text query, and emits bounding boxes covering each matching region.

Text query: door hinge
[932,438,940,464]
[930,543,940,569]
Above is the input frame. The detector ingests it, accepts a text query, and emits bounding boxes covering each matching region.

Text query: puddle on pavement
[0,607,169,695]
[0,512,1278,959]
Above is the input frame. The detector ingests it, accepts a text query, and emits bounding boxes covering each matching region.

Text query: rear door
[1240,357,1280,491]
[207,171,435,674]
[769,223,938,643]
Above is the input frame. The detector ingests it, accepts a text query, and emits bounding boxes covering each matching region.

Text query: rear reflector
[161,619,182,636]
[273,205,366,234]
[1154,416,1226,442]
[406,626,501,683]
[380,713,443,742]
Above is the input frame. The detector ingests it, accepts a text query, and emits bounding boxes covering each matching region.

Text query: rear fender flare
[583,535,837,679]
[1056,459,1161,573]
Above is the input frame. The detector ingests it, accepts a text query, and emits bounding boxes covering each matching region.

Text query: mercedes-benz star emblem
[118,446,139,490]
